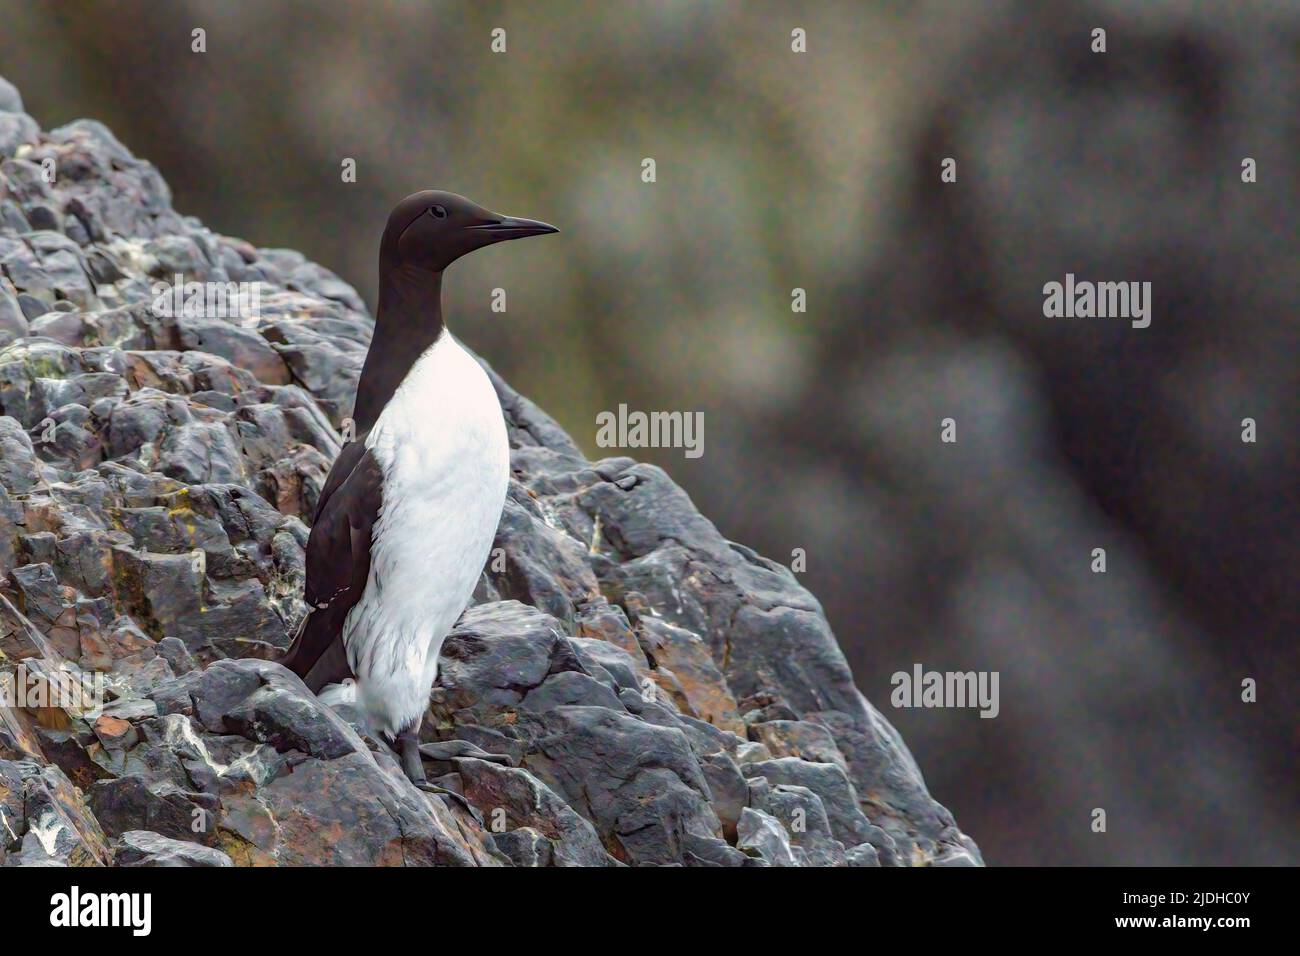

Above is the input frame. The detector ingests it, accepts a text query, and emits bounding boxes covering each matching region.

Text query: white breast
[342,332,509,737]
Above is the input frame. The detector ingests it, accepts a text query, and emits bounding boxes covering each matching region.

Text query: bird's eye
[430,205,448,219]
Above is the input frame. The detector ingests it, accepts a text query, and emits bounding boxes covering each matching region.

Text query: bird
[280,190,558,792]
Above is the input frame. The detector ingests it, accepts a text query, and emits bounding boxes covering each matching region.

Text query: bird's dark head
[379,190,558,275]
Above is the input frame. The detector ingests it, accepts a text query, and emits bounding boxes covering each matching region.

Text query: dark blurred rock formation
[723,0,1298,864]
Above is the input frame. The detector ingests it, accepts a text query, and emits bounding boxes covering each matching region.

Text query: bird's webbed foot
[393,725,479,818]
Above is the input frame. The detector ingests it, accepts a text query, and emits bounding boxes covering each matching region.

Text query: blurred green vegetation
[1,0,936,457]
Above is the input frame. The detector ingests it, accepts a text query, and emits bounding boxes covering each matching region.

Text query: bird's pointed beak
[468,215,560,242]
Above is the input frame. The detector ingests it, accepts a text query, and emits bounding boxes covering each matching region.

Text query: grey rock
[156,420,247,484]
[455,756,616,866]
[16,294,45,321]
[736,807,799,866]
[521,669,625,712]
[174,317,290,386]
[749,720,847,770]
[436,600,574,710]
[0,415,42,491]
[488,491,601,629]
[0,76,22,112]
[846,842,881,867]
[514,705,727,866]
[698,750,748,840]
[491,827,552,867]
[89,775,219,845]
[0,112,38,159]
[0,288,25,347]
[741,757,889,854]
[750,779,845,867]
[0,759,112,866]
[115,830,234,867]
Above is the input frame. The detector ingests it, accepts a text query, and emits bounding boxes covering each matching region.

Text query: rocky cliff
[0,76,978,867]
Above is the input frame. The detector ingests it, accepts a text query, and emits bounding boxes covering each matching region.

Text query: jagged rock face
[0,79,979,866]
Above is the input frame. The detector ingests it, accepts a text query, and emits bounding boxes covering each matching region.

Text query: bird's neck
[352,265,445,433]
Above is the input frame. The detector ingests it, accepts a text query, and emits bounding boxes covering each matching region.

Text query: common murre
[281,190,557,793]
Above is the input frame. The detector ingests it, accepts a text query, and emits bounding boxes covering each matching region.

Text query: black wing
[279,439,383,692]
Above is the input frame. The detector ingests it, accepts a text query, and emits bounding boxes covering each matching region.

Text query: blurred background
[2,0,1296,865]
